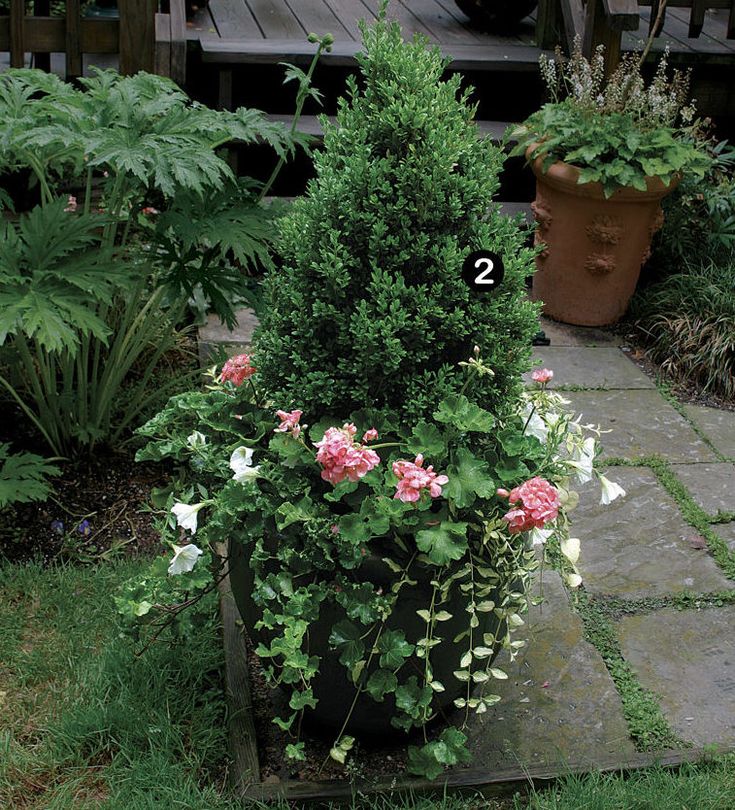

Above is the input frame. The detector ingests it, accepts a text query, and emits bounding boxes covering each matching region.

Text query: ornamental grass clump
[123,11,626,780]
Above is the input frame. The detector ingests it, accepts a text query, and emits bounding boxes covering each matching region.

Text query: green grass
[3,559,735,809]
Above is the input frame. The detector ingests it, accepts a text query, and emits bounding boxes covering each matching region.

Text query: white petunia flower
[522,404,548,443]
[187,430,207,449]
[171,501,207,534]
[560,536,581,564]
[566,573,583,588]
[568,436,596,484]
[599,475,626,505]
[168,543,203,576]
[530,527,554,547]
[229,446,260,482]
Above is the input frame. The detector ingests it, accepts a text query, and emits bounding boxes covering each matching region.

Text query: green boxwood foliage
[255,16,539,423]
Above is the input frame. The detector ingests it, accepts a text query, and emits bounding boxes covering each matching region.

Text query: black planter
[454,0,537,32]
[229,536,506,738]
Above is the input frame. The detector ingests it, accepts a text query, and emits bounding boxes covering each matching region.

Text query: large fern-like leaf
[0,442,60,508]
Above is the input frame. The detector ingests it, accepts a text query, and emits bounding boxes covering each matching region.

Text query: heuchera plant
[119,13,627,780]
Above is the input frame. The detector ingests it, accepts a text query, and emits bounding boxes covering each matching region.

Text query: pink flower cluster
[499,477,560,534]
[315,424,380,486]
[219,354,256,387]
[392,454,449,504]
[275,409,303,438]
[531,368,554,384]
[64,195,77,213]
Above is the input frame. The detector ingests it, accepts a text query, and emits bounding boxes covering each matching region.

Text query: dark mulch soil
[246,634,412,785]
[0,451,169,565]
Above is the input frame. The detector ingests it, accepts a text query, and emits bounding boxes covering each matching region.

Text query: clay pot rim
[526,142,681,202]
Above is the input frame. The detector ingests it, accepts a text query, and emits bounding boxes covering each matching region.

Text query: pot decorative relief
[528,146,679,327]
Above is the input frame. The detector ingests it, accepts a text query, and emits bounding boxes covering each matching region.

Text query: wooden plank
[729,2,735,38]
[236,748,726,802]
[154,12,172,76]
[398,0,482,45]
[217,544,261,792]
[430,0,485,42]
[33,0,50,71]
[285,0,352,41]
[689,0,707,37]
[10,0,24,68]
[367,0,439,42]
[0,18,120,52]
[649,0,667,35]
[583,0,622,73]
[209,0,261,38]
[265,113,511,143]
[322,0,377,39]
[536,0,563,48]
[602,0,639,30]
[169,0,186,85]
[623,7,695,53]
[666,6,735,51]
[200,37,547,69]
[559,0,585,52]
[247,0,304,38]
[65,0,82,78]
[119,0,157,73]
[186,6,218,39]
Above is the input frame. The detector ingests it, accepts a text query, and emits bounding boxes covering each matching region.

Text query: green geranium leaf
[415,521,468,565]
[338,513,372,544]
[269,431,311,467]
[323,479,358,502]
[407,728,471,779]
[394,675,433,720]
[444,448,495,509]
[377,629,415,669]
[433,394,495,433]
[275,495,314,530]
[329,619,364,668]
[406,421,447,459]
[335,581,382,624]
[365,668,398,702]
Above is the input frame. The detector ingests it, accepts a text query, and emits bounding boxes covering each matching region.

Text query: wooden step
[198,38,547,71]
[267,114,513,144]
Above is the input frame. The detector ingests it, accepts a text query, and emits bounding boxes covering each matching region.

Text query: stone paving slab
[671,463,735,516]
[525,347,655,390]
[564,390,719,463]
[714,523,735,553]
[538,317,623,348]
[683,405,735,460]
[618,607,735,748]
[464,569,635,770]
[572,468,734,599]
[198,307,259,363]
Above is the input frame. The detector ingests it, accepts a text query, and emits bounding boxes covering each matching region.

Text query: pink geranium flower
[392,454,449,504]
[315,424,380,485]
[64,195,77,212]
[219,354,256,387]
[531,368,554,384]
[141,206,159,216]
[500,476,560,534]
[275,409,303,438]
[362,428,379,442]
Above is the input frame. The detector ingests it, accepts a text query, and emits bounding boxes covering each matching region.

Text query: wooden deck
[186,0,735,69]
[187,0,546,69]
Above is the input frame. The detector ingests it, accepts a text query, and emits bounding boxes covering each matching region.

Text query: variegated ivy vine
[118,353,626,780]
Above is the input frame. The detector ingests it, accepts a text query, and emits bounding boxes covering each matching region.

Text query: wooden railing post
[119,0,158,74]
[9,0,24,67]
[33,0,51,71]
[66,0,82,78]
[537,0,563,49]
[583,0,622,73]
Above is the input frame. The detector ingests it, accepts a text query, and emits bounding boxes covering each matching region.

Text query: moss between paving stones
[569,590,685,752]
[600,456,735,581]
[655,382,728,463]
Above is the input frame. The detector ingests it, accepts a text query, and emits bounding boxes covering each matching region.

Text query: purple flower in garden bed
[77,519,92,536]
[50,519,64,536]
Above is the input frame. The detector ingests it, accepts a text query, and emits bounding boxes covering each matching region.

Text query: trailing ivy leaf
[433,394,495,433]
[365,668,398,702]
[444,448,495,509]
[328,619,364,668]
[394,676,433,721]
[285,742,306,761]
[407,728,471,780]
[377,629,414,669]
[289,688,318,711]
[415,521,468,565]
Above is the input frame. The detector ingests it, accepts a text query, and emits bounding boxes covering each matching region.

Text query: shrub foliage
[255,18,539,422]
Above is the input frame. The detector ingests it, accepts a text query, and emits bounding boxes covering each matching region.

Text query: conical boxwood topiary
[255,14,539,423]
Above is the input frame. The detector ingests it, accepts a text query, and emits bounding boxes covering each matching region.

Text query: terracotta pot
[527,146,679,326]
[228,536,506,738]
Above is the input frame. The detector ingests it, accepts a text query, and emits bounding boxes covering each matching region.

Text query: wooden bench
[0,0,186,82]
